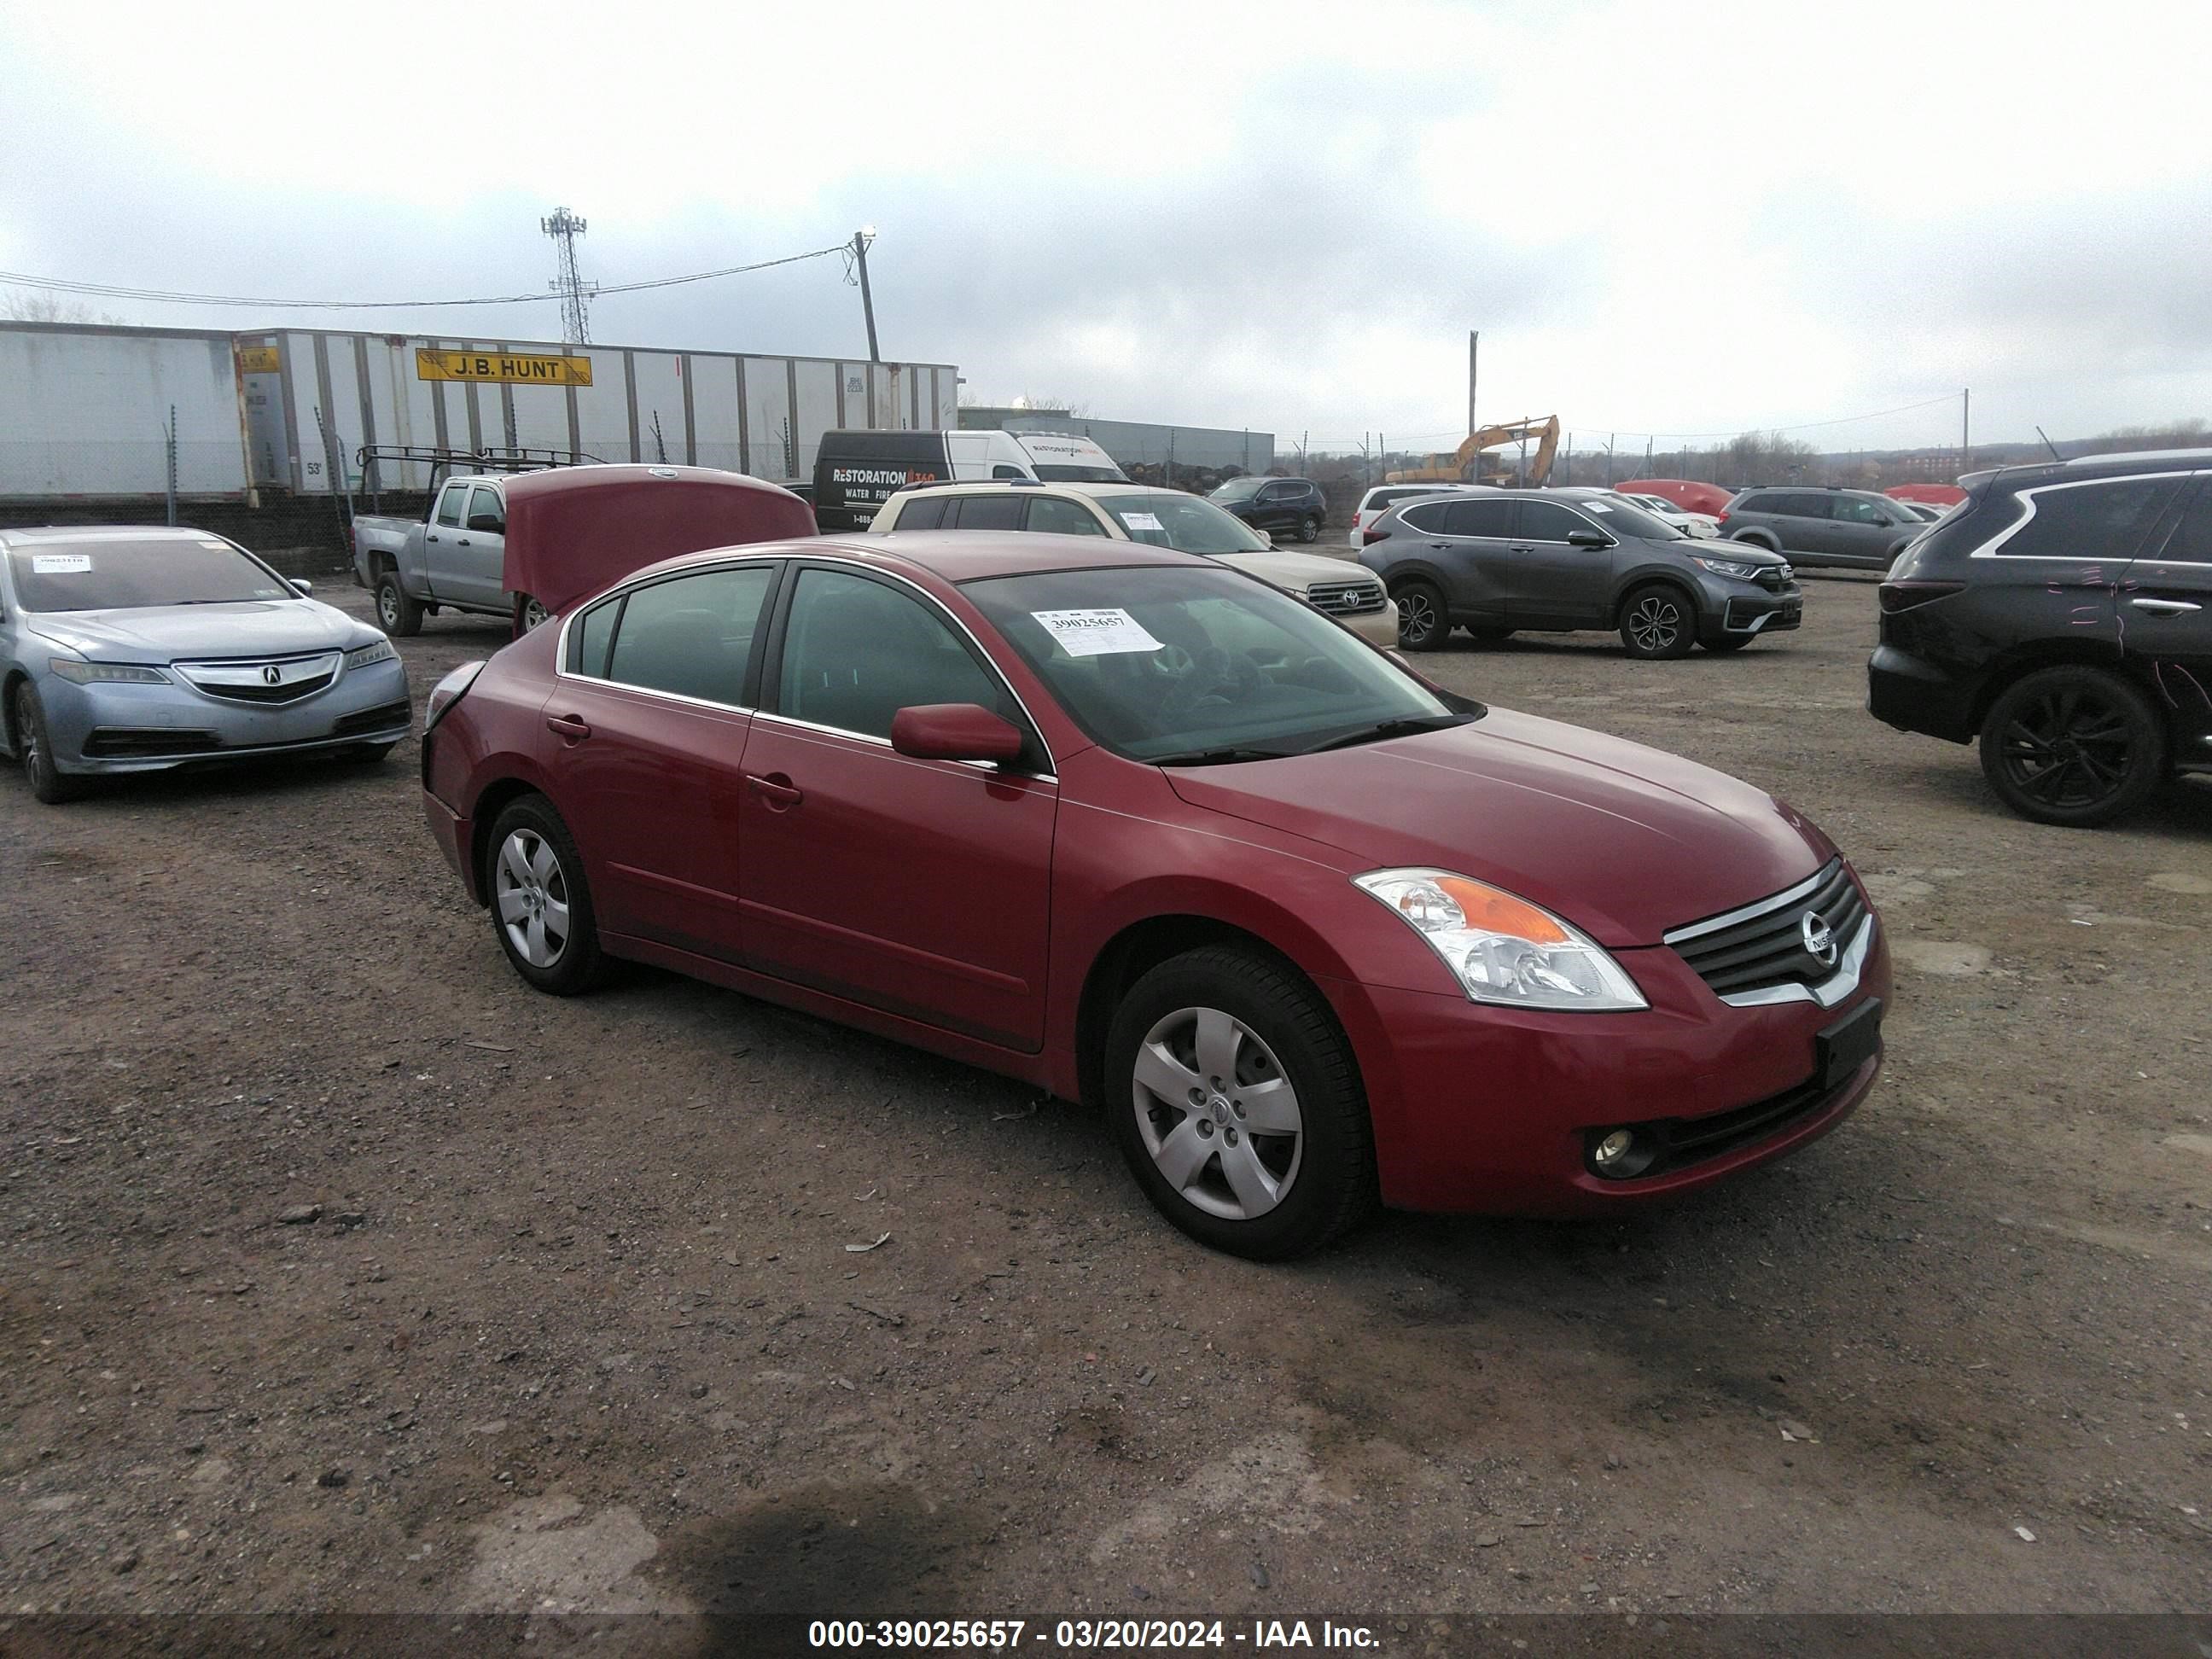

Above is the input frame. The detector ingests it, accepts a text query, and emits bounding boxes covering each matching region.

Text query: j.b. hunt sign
[415,349,593,387]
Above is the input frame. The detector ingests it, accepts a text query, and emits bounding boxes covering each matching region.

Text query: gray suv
[1356,488,1801,659]
[1721,486,1921,572]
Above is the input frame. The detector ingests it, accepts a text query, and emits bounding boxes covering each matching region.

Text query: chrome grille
[174,652,341,705]
[1665,859,1871,1001]
[1306,579,1386,615]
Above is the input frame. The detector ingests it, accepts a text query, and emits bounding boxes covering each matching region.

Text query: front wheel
[1393,579,1450,651]
[1702,633,1757,654]
[1977,666,2165,827]
[1296,515,1322,544]
[1619,584,1695,659]
[517,594,551,632]
[1104,946,1377,1260]
[15,683,87,804]
[486,796,608,993]
[375,571,423,637]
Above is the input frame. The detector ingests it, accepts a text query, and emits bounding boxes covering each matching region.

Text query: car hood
[1210,550,1376,591]
[1163,708,1828,946]
[27,601,373,663]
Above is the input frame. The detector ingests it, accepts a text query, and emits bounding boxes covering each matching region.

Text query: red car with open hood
[420,532,1888,1258]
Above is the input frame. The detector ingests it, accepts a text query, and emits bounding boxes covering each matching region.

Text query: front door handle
[745,771,804,807]
[2130,597,2203,615]
[545,713,592,742]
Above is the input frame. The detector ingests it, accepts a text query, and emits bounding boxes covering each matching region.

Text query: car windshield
[6,537,293,613]
[1576,497,1682,540]
[1095,493,1269,555]
[964,565,1463,764]
[1033,464,1126,483]
[1208,477,1263,503]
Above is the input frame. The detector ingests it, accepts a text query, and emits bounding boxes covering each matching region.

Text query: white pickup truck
[352,472,522,637]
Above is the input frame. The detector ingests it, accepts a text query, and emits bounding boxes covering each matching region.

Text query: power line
[0,242,853,314]
[1298,393,1967,452]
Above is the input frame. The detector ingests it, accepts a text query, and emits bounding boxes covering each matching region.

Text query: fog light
[1594,1130,1635,1167]
[1586,1127,1658,1180]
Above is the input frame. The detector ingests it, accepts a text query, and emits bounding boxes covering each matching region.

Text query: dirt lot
[3,568,2209,1634]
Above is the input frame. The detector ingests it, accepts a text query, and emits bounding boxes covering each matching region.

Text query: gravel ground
[3,568,2209,1631]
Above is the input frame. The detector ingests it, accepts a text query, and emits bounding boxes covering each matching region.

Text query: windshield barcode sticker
[1031,608,1164,657]
[31,554,93,573]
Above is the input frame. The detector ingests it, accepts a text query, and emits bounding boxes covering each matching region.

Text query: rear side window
[573,597,620,678]
[1024,496,1109,536]
[604,566,777,705]
[952,495,1026,530]
[894,495,948,531]
[1771,493,1833,519]
[2148,479,2212,564]
[1445,499,1517,538]
[2000,477,2182,562]
[1399,503,1448,533]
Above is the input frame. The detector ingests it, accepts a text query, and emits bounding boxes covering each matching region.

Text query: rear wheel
[486,796,608,993]
[375,570,423,637]
[1978,666,2165,827]
[1296,514,1322,544]
[15,683,86,804]
[1619,584,1695,660]
[1104,946,1377,1260]
[1393,579,1449,651]
[1466,626,1515,643]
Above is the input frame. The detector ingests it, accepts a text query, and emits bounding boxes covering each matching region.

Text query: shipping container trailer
[0,323,253,500]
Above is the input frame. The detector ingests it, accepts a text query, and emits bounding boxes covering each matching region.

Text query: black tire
[1393,579,1450,651]
[1730,531,1779,551]
[1702,633,1757,653]
[1466,626,1515,643]
[1103,944,1378,1260]
[14,683,86,804]
[1618,584,1695,660]
[375,569,423,637]
[344,742,398,764]
[485,796,608,994]
[1977,666,2166,828]
[1296,515,1322,544]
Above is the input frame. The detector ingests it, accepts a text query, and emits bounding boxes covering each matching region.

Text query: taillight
[1877,580,1965,614]
[1362,526,1390,544]
[1714,509,1731,525]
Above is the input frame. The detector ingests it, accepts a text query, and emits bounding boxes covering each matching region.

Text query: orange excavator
[1386,416,1562,486]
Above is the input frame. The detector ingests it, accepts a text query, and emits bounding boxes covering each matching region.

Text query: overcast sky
[5,0,2209,454]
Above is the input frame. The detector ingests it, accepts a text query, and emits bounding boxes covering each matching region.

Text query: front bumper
[1346,602,1401,647]
[43,659,411,775]
[1714,582,1803,636]
[1321,917,1892,1214]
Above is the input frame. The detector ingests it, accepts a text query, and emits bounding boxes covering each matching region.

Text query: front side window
[1209,477,1263,504]
[468,485,504,531]
[1516,502,1594,543]
[777,568,1007,740]
[602,565,776,705]
[1834,496,1890,525]
[6,536,290,613]
[2000,477,2181,561]
[1025,496,1110,537]
[965,565,1457,764]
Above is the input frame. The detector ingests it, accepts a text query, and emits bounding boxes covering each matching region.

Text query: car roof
[1959,447,2212,492]
[504,462,802,505]
[620,530,1209,591]
[0,524,235,547]
[894,480,1164,504]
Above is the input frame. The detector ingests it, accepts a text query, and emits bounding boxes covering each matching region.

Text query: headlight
[49,659,169,684]
[1353,869,1647,1012]
[345,639,398,670]
[1692,556,1764,581]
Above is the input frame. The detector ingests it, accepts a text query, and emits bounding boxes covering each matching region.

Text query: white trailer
[0,323,253,500]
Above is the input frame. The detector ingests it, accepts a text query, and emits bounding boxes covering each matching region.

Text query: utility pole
[850,228,881,364]
[541,207,596,345]
[1468,331,1479,437]
[1961,387,1970,474]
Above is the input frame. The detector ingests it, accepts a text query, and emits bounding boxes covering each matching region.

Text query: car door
[1769,492,1836,556]
[2125,474,2212,759]
[1829,494,1902,568]
[1505,499,1614,626]
[421,480,473,601]
[541,561,782,958]
[736,563,1057,1050]
[451,482,509,607]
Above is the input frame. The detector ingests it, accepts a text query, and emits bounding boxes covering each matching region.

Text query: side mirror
[289,578,315,596]
[1565,529,1610,548]
[1260,531,1275,548]
[468,511,506,534]
[890,702,1025,764]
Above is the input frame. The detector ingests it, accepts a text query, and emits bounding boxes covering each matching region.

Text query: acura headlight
[1353,869,1647,1011]
[345,639,398,670]
[1692,555,1763,581]
[49,659,169,684]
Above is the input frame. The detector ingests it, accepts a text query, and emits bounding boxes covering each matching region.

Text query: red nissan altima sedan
[420,533,1889,1259]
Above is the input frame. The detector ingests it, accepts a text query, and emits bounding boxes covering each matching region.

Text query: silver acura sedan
[1,526,410,804]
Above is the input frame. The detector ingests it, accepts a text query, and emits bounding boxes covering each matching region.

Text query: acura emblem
[261,664,282,686]
[1802,910,1838,968]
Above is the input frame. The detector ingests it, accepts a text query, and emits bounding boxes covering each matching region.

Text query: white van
[812,428,1126,528]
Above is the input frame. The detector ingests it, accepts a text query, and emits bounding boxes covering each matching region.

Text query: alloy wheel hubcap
[522,599,550,631]
[1631,597,1680,650]
[1402,593,1437,641]
[2001,688,2132,807]
[379,590,399,626]
[495,829,571,968]
[1132,1006,1303,1221]
[19,693,38,777]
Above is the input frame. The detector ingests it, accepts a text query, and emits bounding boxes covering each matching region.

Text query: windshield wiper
[1297,713,1476,754]
[1148,745,1295,767]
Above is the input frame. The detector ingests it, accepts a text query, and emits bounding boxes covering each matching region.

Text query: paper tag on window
[1585,500,1613,512]
[1031,608,1164,657]
[31,554,92,573]
[1120,511,1165,532]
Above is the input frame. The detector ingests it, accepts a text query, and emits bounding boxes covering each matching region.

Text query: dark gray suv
[1209,475,1328,543]
[1356,488,1802,659]
[1721,486,1921,571]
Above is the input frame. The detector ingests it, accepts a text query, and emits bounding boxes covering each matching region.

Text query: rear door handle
[745,771,804,807]
[2130,597,2202,615]
[545,713,592,742]
[457,538,471,547]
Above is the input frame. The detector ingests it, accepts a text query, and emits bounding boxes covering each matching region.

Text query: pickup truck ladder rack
[353,445,604,511]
